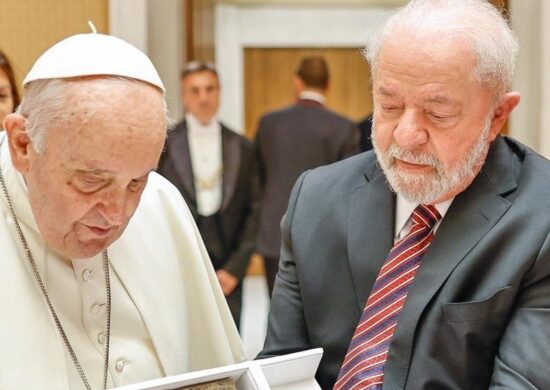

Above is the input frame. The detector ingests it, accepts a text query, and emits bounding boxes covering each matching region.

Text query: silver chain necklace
[0,137,111,390]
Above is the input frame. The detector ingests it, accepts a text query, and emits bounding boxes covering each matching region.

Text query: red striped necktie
[334,204,441,390]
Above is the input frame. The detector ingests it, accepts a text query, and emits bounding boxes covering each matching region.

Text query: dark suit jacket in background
[260,136,550,389]
[255,100,360,260]
[358,114,373,152]
[157,120,259,325]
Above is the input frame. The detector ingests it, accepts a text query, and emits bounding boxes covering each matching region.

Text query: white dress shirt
[186,113,223,216]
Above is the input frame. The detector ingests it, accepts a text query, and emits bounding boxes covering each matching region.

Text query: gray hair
[16,77,175,153]
[364,0,518,102]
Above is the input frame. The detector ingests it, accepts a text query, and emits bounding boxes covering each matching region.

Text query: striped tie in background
[334,204,441,390]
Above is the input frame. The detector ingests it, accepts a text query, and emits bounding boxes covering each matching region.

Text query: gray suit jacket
[261,136,550,389]
[255,100,360,258]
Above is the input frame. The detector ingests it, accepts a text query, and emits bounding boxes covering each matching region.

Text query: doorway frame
[215,2,396,133]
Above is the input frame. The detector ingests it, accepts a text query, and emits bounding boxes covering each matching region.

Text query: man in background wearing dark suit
[255,56,359,295]
[261,1,550,389]
[158,62,259,328]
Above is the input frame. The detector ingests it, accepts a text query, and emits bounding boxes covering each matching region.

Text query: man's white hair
[365,0,518,102]
[16,77,175,153]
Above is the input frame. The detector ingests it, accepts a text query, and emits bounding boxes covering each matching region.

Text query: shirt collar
[185,113,220,135]
[298,91,326,105]
[395,194,454,238]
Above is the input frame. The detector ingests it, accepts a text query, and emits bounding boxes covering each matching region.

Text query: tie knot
[412,204,441,229]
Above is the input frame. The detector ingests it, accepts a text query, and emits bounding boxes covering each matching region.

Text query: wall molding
[215,2,395,133]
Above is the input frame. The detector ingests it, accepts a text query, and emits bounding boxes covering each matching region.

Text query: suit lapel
[347,160,395,310]
[383,136,518,388]
[167,122,196,203]
[220,126,241,212]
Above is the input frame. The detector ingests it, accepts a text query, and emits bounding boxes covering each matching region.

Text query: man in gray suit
[261,1,550,389]
[255,56,359,295]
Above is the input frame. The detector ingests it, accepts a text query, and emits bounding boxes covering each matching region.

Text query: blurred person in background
[255,56,359,296]
[158,61,259,329]
[0,51,20,128]
[357,113,373,152]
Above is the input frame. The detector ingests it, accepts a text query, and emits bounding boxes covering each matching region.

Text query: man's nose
[198,90,210,102]
[97,188,128,226]
[393,109,429,149]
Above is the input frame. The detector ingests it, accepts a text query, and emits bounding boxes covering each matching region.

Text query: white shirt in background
[298,90,326,105]
[186,113,223,216]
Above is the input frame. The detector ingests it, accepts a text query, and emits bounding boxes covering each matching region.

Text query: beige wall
[109,0,184,121]
[0,0,184,120]
[510,0,550,158]
[0,0,108,98]
[147,0,185,121]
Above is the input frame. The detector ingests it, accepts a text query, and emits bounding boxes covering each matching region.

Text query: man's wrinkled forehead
[40,78,165,145]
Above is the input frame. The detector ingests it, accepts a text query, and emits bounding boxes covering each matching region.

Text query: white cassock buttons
[115,357,131,372]
[90,302,106,314]
[97,332,106,345]
[82,268,94,281]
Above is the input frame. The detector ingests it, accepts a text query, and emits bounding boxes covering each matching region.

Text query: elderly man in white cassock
[0,32,244,390]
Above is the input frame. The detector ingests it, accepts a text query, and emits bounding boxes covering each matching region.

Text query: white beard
[372,115,492,204]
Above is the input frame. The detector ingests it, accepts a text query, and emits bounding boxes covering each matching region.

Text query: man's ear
[3,113,33,173]
[293,76,305,96]
[488,92,521,141]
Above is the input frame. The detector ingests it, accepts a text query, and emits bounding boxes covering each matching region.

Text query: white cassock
[0,135,245,389]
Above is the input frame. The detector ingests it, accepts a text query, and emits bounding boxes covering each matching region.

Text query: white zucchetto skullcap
[23,33,165,92]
